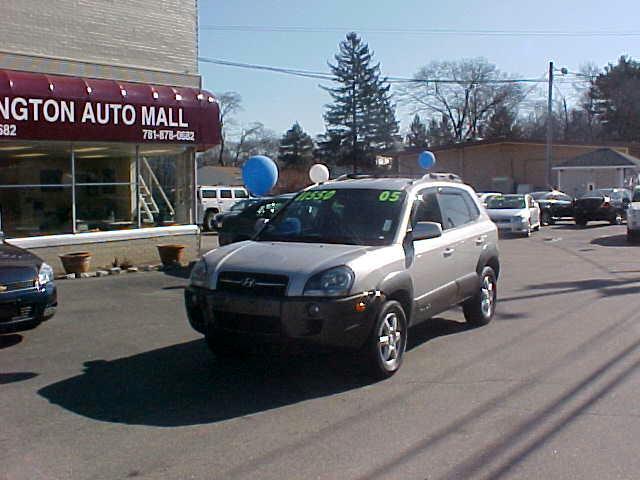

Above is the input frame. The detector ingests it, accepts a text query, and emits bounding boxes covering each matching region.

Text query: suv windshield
[486,196,526,209]
[256,188,406,245]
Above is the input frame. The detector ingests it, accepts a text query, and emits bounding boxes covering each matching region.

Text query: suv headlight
[303,266,354,297]
[38,262,54,286]
[189,259,209,287]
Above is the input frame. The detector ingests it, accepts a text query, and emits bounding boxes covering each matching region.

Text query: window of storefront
[0,141,195,238]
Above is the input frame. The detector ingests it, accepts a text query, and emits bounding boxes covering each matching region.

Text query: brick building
[0,1,220,272]
[396,140,639,194]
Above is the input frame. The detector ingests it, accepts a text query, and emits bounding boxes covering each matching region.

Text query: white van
[197,185,249,231]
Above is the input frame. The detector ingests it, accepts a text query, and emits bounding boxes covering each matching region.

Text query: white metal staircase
[138,157,175,224]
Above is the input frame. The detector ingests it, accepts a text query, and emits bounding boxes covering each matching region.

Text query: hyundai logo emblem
[241,277,256,288]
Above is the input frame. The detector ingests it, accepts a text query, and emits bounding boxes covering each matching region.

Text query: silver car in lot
[185,175,499,379]
[485,193,541,237]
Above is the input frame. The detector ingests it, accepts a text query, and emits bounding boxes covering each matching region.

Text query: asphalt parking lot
[2,222,640,480]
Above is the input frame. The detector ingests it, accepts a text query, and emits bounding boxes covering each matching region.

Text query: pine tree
[278,122,314,168]
[484,107,522,140]
[320,32,399,171]
[406,114,429,148]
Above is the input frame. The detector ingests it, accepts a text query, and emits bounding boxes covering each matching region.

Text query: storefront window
[139,146,194,226]
[0,141,195,238]
[0,142,73,237]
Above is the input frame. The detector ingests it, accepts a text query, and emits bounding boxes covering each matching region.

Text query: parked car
[573,188,632,226]
[217,194,295,246]
[530,190,575,225]
[185,175,499,379]
[197,185,250,232]
[626,186,640,242]
[485,194,541,236]
[0,238,57,334]
[212,198,262,231]
[476,192,502,207]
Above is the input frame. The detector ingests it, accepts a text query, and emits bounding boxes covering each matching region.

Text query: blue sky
[198,0,639,138]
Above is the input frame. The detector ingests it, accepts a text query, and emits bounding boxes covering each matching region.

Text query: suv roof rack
[333,173,417,181]
[422,172,463,183]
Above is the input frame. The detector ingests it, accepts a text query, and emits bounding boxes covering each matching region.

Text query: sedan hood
[486,208,529,220]
[202,240,374,295]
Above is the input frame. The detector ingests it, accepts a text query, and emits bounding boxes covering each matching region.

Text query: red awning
[0,69,221,148]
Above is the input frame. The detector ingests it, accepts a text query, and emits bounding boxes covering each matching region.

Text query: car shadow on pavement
[37,318,475,427]
[161,263,194,279]
[0,333,23,349]
[407,317,476,351]
[38,339,376,427]
[0,372,38,385]
[591,234,636,247]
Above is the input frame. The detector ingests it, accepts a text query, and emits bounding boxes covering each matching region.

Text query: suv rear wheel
[463,266,497,326]
[364,300,407,380]
[203,210,218,232]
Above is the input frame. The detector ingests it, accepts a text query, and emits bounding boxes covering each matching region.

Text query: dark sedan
[573,188,632,226]
[218,195,294,246]
[531,190,574,225]
[0,241,57,334]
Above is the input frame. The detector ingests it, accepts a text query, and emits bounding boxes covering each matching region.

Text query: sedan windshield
[486,196,526,209]
[256,188,406,246]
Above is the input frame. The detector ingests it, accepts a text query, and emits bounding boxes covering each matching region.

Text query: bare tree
[400,58,524,143]
[215,91,242,166]
[230,122,279,166]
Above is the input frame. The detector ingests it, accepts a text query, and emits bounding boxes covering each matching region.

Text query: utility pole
[546,61,554,188]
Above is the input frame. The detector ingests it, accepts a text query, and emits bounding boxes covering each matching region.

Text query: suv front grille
[217,271,288,297]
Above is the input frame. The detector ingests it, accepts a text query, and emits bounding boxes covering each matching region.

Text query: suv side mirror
[412,221,443,241]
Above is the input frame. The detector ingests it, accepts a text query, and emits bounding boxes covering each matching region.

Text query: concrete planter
[156,244,185,267]
[59,252,92,275]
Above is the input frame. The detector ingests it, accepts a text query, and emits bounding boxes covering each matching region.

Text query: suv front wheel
[463,266,497,326]
[364,300,407,380]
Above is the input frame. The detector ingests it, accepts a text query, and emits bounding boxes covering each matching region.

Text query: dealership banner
[0,69,221,146]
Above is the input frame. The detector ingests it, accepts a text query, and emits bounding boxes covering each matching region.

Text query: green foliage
[278,122,314,168]
[406,114,429,148]
[591,56,640,141]
[319,32,399,171]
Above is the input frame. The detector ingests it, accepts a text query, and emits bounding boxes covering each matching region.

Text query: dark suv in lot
[531,190,574,225]
[185,175,499,379]
[573,188,632,226]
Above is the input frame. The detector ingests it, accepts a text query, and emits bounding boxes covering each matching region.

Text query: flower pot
[157,244,186,267]
[60,252,92,274]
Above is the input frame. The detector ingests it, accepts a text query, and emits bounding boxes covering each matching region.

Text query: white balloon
[309,163,330,183]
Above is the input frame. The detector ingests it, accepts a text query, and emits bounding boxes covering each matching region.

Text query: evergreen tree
[406,114,429,148]
[320,32,399,171]
[278,122,314,167]
[484,106,522,140]
[426,115,455,147]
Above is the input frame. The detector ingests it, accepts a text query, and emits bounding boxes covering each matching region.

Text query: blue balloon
[242,155,279,196]
[418,151,436,170]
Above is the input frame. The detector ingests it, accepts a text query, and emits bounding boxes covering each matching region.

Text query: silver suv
[185,175,499,378]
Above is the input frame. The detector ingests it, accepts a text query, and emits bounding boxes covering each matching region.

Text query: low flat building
[553,148,640,196]
[396,140,638,194]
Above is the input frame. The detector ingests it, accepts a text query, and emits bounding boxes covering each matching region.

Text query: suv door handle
[443,247,455,257]
[475,236,486,246]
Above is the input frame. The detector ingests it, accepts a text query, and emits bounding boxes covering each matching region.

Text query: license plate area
[209,295,281,317]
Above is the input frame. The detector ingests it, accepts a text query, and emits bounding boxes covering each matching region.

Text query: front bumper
[0,282,57,334]
[184,286,380,350]
[493,219,530,234]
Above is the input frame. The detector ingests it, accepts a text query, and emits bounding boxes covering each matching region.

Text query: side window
[234,189,248,199]
[437,188,474,230]
[412,188,443,227]
[220,190,232,199]
[201,190,216,199]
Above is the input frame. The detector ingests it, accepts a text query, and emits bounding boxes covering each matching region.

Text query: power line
[198,56,550,84]
[201,24,640,37]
